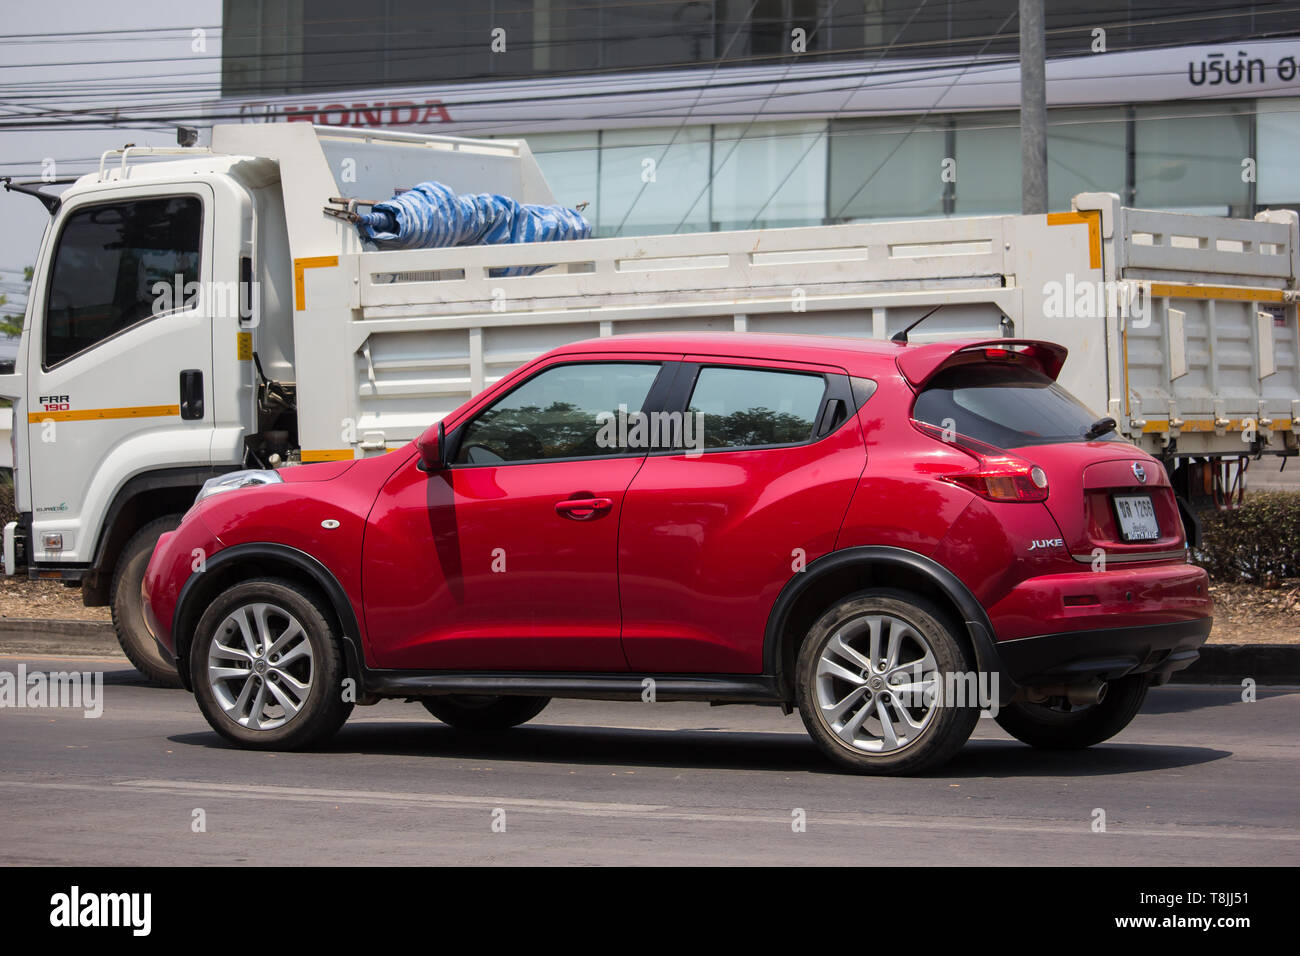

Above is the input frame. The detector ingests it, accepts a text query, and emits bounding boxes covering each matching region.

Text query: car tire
[421,695,550,730]
[190,577,353,750]
[795,589,981,775]
[110,515,184,688]
[994,675,1149,750]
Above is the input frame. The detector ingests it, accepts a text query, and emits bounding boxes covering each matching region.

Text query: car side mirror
[416,420,448,472]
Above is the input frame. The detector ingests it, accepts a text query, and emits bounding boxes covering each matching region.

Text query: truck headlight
[195,469,283,504]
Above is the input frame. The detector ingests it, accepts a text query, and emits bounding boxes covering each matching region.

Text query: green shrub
[1194,491,1300,582]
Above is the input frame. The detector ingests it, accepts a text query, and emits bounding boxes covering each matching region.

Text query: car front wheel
[795,589,981,775]
[190,578,353,750]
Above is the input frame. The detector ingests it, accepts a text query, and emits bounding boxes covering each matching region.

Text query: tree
[1,266,33,339]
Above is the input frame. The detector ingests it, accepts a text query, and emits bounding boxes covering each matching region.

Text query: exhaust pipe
[1066,681,1108,708]
[1021,681,1109,707]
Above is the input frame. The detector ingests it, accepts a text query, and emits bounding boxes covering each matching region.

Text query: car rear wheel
[110,515,184,687]
[795,589,981,775]
[190,578,353,750]
[421,695,550,730]
[995,675,1149,750]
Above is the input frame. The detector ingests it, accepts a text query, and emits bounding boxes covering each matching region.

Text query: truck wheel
[421,695,550,730]
[110,515,184,687]
[795,589,980,775]
[994,675,1149,750]
[190,577,353,750]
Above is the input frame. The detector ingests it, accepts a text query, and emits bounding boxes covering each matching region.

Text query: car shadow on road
[172,721,1232,778]
[943,738,1230,778]
[1143,684,1295,716]
[176,723,826,772]
[101,668,173,687]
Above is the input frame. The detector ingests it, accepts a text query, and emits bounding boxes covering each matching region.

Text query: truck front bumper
[3,520,16,575]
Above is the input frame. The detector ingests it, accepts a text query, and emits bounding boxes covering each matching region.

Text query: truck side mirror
[416,420,448,472]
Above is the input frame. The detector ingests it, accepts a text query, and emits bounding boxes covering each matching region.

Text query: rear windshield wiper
[1084,416,1117,440]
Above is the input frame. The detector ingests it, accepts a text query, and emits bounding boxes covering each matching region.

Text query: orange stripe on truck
[1046,210,1101,270]
[1148,282,1287,303]
[293,255,339,311]
[300,448,354,462]
[28,404,179,423]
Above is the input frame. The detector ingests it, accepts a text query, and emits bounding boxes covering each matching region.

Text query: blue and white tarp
[358,182,591,276]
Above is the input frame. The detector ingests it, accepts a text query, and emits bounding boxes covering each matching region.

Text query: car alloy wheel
[797,590,979,774]
[207,601,316,731]
[814,612,939,754]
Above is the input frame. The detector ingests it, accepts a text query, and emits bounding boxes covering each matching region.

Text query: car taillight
[942,454,1049,502]
[911,419,1049,502]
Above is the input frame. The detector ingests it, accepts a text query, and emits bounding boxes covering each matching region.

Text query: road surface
[1,656,1295,865]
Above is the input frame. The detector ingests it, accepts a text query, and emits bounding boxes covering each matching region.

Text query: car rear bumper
[984,561,1211,642]
[994,616,1212,687]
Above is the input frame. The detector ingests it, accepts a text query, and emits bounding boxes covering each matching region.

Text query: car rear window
[687,366,827,449]
[912,362,1118,448]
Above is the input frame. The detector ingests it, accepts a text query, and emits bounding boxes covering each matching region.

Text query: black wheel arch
[171,542,366,694]
[763,545,1014,705]
[84,466,229,604]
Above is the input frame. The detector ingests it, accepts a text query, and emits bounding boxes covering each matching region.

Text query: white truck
[2,122,1297,683]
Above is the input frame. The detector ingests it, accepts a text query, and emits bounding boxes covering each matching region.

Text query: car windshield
[912,362,1118,448]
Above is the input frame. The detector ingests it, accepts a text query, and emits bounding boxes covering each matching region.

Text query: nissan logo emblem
[1132,462,1147,483]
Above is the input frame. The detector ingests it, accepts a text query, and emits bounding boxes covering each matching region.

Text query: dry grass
[0,576,110,622]
[1206,581,1300,644]
[0,574,1295,643]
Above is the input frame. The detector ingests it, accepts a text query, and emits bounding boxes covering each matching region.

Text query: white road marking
[0,777,1294,841]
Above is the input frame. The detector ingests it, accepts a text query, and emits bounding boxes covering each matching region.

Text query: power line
[611,0,763,236]
[669,0,848,231]
[0,28,1287,136]
[0,13,1289,126]
[1,3,1292,86]
[828,6,1024,221]
[5,96,1291,178]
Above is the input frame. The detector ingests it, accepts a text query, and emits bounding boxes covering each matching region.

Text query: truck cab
[0,148,296,683]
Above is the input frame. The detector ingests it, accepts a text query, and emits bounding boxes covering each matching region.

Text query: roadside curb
[0,621,1296,683]
[0,619,115,639]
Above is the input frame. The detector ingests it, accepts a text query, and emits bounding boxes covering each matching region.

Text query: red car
[143,333,1211,774]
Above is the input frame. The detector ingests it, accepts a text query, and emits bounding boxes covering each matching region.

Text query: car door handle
[555,497,613,520]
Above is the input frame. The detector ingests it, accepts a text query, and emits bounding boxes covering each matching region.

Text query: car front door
[363,356,676,671]
[618,357,867,674]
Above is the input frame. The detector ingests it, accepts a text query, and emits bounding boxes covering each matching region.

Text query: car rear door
[618,356,866,674]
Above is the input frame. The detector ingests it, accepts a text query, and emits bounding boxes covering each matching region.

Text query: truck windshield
[912,362,1118,448]
[44,195,202,368]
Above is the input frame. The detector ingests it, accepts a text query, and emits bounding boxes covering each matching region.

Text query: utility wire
[669,0,847,231]
[611,0,760,236]
[0,24,1288,135]
[827,6,1023,221]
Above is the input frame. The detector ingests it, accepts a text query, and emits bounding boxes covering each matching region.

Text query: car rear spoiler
[896,338,1068,388]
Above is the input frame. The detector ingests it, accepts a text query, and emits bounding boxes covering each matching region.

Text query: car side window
[454,362,662,464]
[687,366,827,449]
[43,196,203,369]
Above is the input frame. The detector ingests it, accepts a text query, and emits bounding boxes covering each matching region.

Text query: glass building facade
[223,1,1300,93]
[220,1,1300,234]
[525,101,1285,236]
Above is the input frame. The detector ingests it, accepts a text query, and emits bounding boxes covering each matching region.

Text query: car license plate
[1113,494,1159,541]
